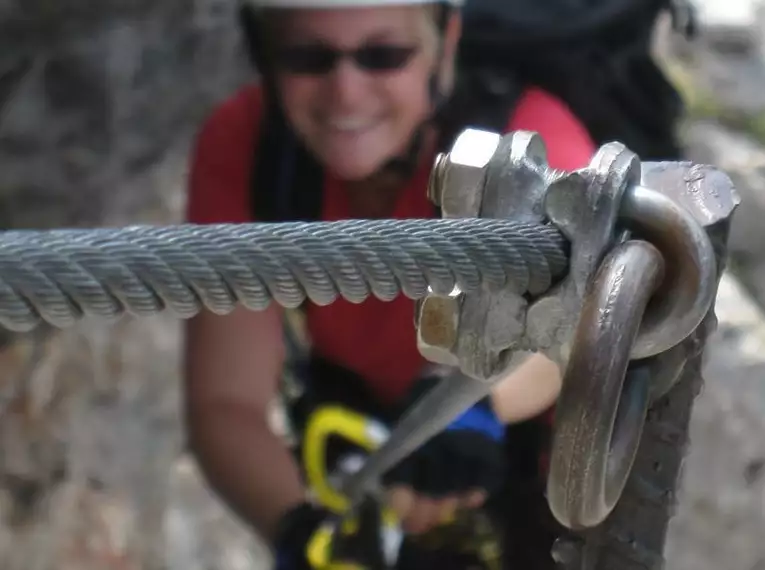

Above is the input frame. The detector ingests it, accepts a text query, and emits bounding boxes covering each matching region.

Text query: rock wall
[0,2,264,569]
[0,0,249,229]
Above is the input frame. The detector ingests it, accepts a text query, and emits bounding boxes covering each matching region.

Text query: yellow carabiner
[302,405,392,515]
[305,521,366,570]
[302,405,402,569]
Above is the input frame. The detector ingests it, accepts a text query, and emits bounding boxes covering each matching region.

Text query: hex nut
[439,128,502,218]
[416,295,461,366]
[417,128,501,369]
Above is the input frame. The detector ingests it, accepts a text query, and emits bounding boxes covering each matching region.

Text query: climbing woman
[183,0,596,568]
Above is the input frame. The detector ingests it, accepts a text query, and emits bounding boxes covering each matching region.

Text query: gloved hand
[273,502,329,570]
[274,500,390,570]
[382,382,507,535]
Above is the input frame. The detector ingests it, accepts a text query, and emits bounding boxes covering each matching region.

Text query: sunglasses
[273,43,420,75]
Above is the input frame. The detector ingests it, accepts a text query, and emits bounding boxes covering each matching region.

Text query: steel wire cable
[0,218,569,331]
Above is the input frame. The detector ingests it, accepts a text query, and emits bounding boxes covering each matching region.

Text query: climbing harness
[0,129,739,544]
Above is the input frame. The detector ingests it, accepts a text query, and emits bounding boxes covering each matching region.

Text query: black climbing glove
[383,381,507,499]
[273,502,330,570]
[274,500,390,570]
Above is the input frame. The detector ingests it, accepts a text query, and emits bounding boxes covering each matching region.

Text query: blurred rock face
[0,2,264,570]
[0,0,250,229]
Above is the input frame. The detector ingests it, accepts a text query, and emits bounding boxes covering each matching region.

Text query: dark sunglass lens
[355,46,417,71]
[276,45,338,74]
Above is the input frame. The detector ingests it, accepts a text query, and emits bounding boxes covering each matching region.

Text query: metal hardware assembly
[415,128,739,531]
[0,127,740,546]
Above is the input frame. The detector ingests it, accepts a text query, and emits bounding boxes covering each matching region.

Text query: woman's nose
[326,59,370,107]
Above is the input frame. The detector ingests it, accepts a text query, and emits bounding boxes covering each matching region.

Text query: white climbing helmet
[244,0,464,8]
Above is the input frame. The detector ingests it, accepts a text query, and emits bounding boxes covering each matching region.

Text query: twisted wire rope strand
[0,218,569,332]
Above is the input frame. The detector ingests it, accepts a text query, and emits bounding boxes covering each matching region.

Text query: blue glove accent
[274,551,293,570]
[446,401,504,442]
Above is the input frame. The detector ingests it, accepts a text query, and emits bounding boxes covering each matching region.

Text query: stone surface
[664,0,765,116]
[683,121,765,307]
[663,0,765,305]
[0,1,257,569]
[0,0,249,231]
[665,273,765,570]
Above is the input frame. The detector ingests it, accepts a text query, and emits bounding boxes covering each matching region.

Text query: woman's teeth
[327,117,374,132]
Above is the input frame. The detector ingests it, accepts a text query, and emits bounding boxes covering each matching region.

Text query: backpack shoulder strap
[250,104,324,223]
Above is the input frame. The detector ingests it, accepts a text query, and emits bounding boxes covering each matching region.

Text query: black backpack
[239,0,696,224]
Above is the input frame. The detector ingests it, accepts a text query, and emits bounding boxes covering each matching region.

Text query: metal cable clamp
[416,128,739,530]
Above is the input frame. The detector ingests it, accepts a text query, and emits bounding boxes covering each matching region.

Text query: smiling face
[270,5,459,181]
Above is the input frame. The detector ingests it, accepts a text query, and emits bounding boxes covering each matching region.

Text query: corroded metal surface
[570,161,740,569]
[547,240,664,530]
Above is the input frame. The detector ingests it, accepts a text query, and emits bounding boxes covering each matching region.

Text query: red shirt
[187,83,595,405]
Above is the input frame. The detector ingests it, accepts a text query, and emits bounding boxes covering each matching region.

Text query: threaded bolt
[428,152,448,207]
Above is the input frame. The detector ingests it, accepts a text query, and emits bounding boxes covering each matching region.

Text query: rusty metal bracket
[416,128,740,534]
